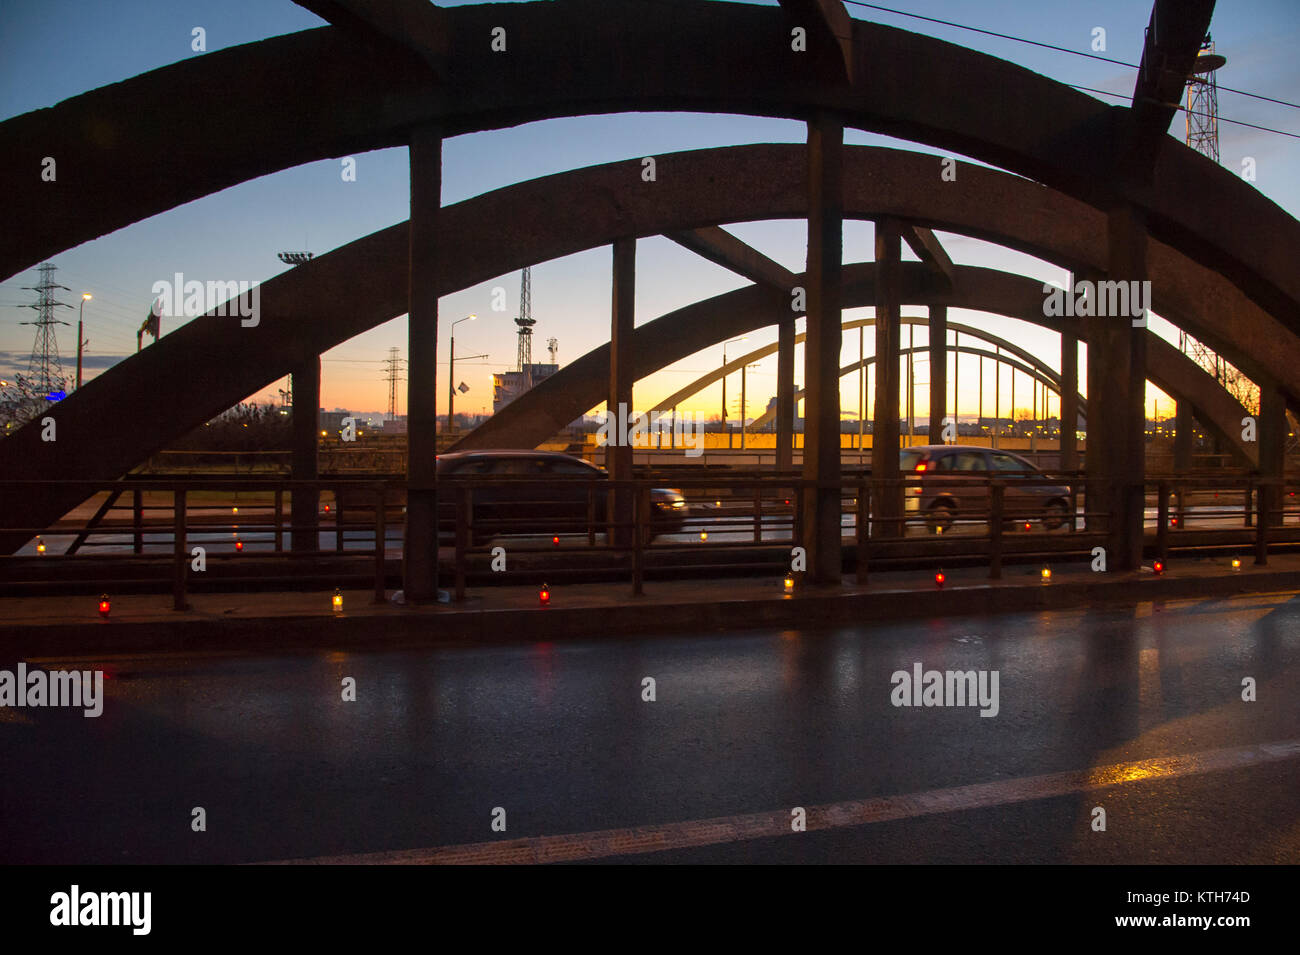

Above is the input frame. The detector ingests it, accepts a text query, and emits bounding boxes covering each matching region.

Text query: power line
[843,0,1137,68]
[844,1,1300,115]
[1068,84,1300,139]
[1217,85,1300,112]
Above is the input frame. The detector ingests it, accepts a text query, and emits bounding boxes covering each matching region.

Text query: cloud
[0,351,127,377]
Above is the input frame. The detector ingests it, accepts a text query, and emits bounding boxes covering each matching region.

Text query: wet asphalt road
[1,592,1297,864]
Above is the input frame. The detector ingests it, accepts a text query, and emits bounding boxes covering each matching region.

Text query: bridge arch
[0,145,1272,552]
[650,316,1067,415]
[459,263,1254,466]
[744,343,1074,432]
[4,1,1297,340]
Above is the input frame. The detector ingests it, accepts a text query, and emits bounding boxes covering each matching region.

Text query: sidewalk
[2,552,1296,658]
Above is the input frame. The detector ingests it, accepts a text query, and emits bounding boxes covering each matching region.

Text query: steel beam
[1060,319,1080,472]
[872,218,903,539]
[1174,401,1192,471]
[928,305,947,439]
[1259,381,1286,527]
[290,357,320,554]
[1125,0,1218,177]
[777,315,796,471]
[666,226,798,292]
[1087,206,1149,570]
[403,124,441,602]
[905,227,955,288]
[608,237,636,546]
[803,116,844,582]
[778,0,854,81]
[293,0,449,77]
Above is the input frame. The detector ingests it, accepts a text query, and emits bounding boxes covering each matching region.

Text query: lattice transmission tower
[20,262,72,396]
[383,346,404,420]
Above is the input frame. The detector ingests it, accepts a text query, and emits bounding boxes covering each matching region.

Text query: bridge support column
[608,237,635,546]
[1174,400,1193,524]
[872,217,902,540]
[1085,208,1148,570]
[403,124,442,602]
[1080,268,1104,534]
[802,115,843,583]
[1259,382,1287,527]
[1173,402,1193,472]
[290,357,320,554]
[1059,327,1079,472]
[927,305,947,440]
[777,314,795,471]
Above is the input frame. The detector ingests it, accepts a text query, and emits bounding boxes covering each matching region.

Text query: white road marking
[265,739,1300,865]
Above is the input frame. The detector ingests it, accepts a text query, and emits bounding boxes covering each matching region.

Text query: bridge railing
[0,470,1295,606]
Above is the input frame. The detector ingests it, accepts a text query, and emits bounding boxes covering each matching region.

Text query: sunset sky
[3,0,1297,425]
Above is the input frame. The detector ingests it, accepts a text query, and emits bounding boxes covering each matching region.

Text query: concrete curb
[2,567,1296,658]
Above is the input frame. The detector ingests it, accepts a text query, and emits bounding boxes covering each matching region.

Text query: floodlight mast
[275,251,316,405]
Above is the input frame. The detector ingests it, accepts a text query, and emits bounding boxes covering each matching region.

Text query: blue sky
[2,0,1297,423]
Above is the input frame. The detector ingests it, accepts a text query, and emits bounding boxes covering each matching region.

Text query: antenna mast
[514,267,536,387]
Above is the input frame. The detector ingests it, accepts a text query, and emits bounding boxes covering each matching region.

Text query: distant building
[493,363,559,414]
[319,409,350,434]
[760,393,803,431]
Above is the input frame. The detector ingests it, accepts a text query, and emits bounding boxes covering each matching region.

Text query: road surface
[2,592,1296,864]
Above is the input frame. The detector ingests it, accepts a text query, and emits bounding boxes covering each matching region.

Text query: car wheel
[927,501,955,534]
[1042,500,1069,531]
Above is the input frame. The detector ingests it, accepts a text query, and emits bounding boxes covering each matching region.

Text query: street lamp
[721,336,748,448]
[76,293,91,390]
[738,361,760,450]
[448,314,477,434]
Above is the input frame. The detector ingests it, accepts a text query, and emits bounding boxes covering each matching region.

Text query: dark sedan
[436,450,689,543]
[900,444,1073,532]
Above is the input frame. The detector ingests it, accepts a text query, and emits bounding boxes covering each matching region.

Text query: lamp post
[721,336,747,449]
[739,361,759,450]
[448,314,477,434]
[76,293,91,390]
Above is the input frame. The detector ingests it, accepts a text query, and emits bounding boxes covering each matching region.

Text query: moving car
[899,445,1073,533]
[436,450,689,543]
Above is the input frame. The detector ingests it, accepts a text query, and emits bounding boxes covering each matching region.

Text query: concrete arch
[651,316,1064,415]
[743,343,1076,432]
[457,262,1254,466]
[0,145,1272,550]
[4,2,1297,339]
